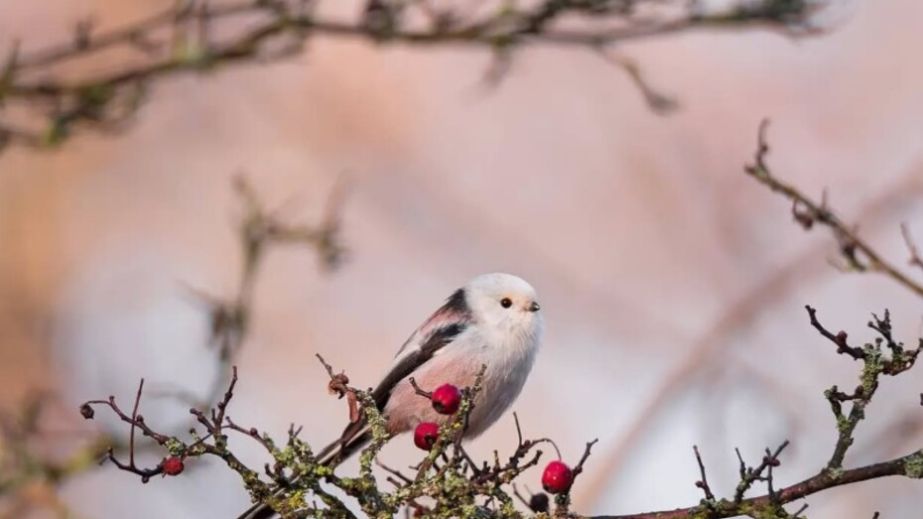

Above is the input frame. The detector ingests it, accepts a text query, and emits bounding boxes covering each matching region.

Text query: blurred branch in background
[162,175,346,407]
[0,177,346,517]
[0,394,109,518]
[0,0,827,153]
[900,223,923,274]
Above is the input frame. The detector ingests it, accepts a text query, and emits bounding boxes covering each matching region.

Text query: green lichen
[904,451,923,479]
[826,466,844,481]
[164,437,186,456]
[860,345,883,395]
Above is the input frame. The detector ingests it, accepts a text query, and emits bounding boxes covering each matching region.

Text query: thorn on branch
[376,459,413,486]
[570,438,599,484]
[692,445,715,502]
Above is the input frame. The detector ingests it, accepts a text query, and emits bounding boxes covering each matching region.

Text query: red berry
[541,460,573,494]
[431,384,462,415]
[162,456,185,476]
[413,422,440,450]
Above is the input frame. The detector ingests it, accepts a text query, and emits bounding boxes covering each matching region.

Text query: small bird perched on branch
[238,272,544,519]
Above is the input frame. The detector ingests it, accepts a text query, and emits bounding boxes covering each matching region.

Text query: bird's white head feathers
[462,272,543,346]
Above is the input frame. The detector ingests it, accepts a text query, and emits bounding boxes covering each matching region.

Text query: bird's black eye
[500,297,513,308]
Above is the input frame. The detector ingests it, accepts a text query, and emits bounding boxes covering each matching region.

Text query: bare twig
[901,223,923,272]
[806,305,865,360]
[692,445,715,501]
[407,377,434,400]
[745,120,923,298]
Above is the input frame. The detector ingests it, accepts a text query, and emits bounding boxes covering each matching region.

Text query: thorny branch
[82,366,270,494]
[745,120,923,298]
[0,0,826,152]
[593,309,923,519]
[80,306,923,519]
[81,359,595,519]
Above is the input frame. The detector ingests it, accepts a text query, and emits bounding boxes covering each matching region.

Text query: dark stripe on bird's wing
[372,322,468,409]
[320,290,471,466]
[322,320,469,465]
[394,288,470,358]
[441,287,469,316]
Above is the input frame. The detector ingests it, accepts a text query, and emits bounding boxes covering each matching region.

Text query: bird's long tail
[235,428,372,519]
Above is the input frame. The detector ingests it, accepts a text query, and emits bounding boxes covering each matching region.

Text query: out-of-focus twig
[595,49,678,115]
[0,0,825,152]
[0,394,110,518]
[901,223,923,273]
[169,175,346,408]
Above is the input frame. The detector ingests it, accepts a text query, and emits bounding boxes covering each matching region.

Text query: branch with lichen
[0,0,825,152]
[79,306,923,519]
[80,357,597,519]
[594,307,923,519]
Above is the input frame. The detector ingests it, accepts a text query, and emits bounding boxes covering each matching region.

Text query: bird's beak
[528,301,541,312]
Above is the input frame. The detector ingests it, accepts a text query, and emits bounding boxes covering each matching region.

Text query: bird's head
[463,273,543,344]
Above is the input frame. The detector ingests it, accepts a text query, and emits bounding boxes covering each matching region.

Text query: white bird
[238,272,543,519]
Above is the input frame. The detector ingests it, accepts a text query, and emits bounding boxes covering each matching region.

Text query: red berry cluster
[413,382,578,498]
[412,383,463,451]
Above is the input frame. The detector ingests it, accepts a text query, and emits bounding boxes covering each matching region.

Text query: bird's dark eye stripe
[500,297,513,308]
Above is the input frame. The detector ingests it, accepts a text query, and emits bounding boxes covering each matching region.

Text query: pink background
[1,1,921,517]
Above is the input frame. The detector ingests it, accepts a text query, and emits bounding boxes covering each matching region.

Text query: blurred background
[1,0,922,517]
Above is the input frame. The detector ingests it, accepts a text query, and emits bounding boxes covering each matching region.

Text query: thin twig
[745,120,923,298]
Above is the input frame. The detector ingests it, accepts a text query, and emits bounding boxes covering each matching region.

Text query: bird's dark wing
[311,322,468,469]
[317,289,472,466]
[373,288,473,409]
[372,321,467,409]
[393,288,469,358]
